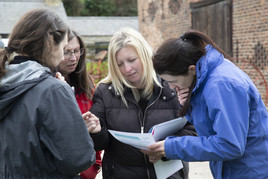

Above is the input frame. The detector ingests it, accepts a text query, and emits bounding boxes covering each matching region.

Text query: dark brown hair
[0,8,68,79]
[65,31,95,100]
[153,30,231,116]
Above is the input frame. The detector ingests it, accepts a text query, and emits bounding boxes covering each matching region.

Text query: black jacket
[0,57,96,178]
[90,78,196,179]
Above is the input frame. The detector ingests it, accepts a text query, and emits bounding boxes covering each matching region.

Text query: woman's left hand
[141,140,166,163]
[176,87,189,106]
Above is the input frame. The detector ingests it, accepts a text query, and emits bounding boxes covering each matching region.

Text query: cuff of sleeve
[90,129,108,150]
[165,136,181,159]
[90,129,105,138]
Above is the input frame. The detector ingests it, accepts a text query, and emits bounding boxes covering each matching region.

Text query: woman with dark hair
[58,30,102,179]
[143,30,268,179]
[0,9,96,178]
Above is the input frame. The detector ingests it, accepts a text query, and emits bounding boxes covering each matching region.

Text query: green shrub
[87,60,108,84]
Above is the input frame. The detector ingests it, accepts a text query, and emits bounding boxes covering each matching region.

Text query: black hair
[153,30,231,116]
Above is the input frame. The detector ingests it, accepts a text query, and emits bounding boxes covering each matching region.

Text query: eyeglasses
[64,48,84,59]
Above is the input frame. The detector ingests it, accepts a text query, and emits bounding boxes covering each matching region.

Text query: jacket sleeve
[39,82,96,176]
[165,81,250,161]
[90,84,110,151]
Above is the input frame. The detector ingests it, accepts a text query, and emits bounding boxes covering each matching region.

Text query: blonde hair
[99,28,160,106]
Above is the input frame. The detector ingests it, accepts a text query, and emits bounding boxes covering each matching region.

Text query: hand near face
[176,87,189,106]
[82,111,101,133]
[141,140,166,163]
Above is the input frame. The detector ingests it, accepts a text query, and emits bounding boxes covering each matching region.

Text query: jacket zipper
[141,87,162,133]
[127,86,163,179]
[141,87,162,179]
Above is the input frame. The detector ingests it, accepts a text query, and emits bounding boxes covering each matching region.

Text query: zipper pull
[141,126,144,134]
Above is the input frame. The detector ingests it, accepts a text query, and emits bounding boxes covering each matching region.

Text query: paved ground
[96,161,213,179]
[189,161,213,179]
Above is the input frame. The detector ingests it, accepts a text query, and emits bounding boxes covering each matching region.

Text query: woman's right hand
[176,87,189,106]
[82,111,101,133]
[55,72,66,83]
[141,140,166,163]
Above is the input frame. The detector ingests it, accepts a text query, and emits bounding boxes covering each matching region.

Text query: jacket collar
[1,56,51,87]
[193,45,224,92]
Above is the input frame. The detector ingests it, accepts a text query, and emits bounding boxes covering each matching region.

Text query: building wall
[137,0,268,107]
[137,0,198,49]
[232,0,268,106]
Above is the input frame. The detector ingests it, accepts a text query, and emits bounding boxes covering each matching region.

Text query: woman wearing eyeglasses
[58,30,102,179]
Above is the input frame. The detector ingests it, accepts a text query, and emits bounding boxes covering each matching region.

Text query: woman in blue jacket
[143,30,268,179]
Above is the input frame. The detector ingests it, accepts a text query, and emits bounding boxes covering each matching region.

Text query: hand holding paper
[141,140,183,179]
[108,117,187,179]
[141,140,166,163]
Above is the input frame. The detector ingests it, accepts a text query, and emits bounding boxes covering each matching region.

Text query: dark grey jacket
[90,78,196,179]
[0,57,95,178]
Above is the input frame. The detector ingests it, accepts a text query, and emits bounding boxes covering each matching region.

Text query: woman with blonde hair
[88,28,196,179]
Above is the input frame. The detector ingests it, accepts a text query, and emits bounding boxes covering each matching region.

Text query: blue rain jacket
[165,45,268,179]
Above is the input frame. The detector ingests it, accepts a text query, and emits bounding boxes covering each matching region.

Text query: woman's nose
[69,53,77,61]
[124,64,132,72]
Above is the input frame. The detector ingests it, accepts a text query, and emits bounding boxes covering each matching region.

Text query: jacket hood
[0,57,51,120]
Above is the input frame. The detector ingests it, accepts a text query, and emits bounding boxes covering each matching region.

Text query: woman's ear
[47,34,54,50]
[188,65,196,76]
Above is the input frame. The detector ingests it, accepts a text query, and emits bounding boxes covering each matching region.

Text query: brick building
[137,0,268,107]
